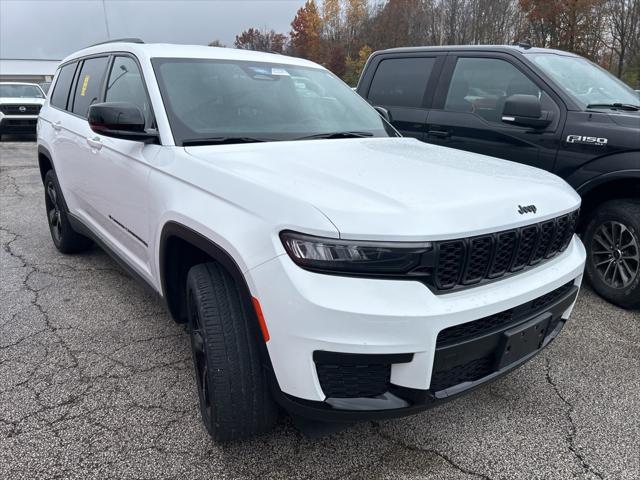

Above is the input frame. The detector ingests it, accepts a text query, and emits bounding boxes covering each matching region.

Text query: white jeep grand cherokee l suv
[37,39,585,442]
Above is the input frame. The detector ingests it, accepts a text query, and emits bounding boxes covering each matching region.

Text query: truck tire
[584,199,640,309]
[186,262,278,442]
[43,169,93,254]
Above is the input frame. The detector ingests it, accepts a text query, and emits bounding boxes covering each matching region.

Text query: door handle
[52,121,62,131]
[86,136,103,150]
[427,129,451,139]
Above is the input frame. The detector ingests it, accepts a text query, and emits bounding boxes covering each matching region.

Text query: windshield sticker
[248,66,270,75]
[271,68,290,76]
[80,75,90,96]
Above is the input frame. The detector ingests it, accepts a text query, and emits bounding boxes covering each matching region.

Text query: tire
[584,199,640,309]
[43,169,92,253]
[186,262,278,442]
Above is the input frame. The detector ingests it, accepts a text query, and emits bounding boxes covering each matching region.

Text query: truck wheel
[43,170,92,253]
[186,262,277,442]
[584,199,640,309]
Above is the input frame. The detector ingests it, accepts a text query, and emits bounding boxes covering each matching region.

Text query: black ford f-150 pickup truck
[357,44,640,309]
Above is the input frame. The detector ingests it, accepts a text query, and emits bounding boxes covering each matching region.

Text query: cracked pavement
[1,138,639,479]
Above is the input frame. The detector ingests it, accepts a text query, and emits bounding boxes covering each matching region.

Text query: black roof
[375,45,580,57]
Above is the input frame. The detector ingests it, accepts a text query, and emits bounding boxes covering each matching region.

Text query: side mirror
[374,106,392,123]
[88,102,158,142]
[501,94,551,129]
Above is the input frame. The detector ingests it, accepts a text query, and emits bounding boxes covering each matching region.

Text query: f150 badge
[518,204,537,215]
[566,135,608,146]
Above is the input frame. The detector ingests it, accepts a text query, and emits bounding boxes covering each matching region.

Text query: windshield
[0,84,45,99]
[528,54,639,109]
[152,58,396,145]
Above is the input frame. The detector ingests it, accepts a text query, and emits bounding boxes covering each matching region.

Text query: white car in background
[0,82,46,140]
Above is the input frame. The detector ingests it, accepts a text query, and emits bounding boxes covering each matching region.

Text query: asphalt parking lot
[1,138,639,480]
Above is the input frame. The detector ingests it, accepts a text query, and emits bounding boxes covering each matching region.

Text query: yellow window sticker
[80,75,90,96]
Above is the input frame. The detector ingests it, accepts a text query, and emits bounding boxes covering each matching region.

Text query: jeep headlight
[280,231,432,275]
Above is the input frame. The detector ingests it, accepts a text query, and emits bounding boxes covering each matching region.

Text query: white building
[0,59,60,84]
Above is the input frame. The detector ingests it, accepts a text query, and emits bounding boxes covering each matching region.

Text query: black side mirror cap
[374,106,392,123]
[88,102,158,142]
[501,94,551,129]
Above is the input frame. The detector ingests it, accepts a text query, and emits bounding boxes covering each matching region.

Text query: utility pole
[102,0,111,40]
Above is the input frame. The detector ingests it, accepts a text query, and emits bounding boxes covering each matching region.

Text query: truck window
[444,58,544,123]
[368,57,435,108]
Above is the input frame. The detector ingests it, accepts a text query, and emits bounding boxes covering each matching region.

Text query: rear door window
[368,57,436,108]
[71,56,109,118]
[50,62,77,110]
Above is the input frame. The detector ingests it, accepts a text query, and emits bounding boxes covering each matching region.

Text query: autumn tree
[234,28,288,53]
[344,44,372,86]
[290,0,324,63]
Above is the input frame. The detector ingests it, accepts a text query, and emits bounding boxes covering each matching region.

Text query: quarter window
[444,58,550,124]
[368,57,435,108]
[50,62,77,110]
[71,56,109,118]
[105,56,152,125]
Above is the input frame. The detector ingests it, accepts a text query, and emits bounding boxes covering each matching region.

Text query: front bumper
[247,236,586,420]
[0,114,38,133]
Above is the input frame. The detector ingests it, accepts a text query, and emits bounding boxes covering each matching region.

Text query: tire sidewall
[584,201,640,309]
[185,278,217,436]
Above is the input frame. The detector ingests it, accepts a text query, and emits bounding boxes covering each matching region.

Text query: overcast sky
[0,0,306,60]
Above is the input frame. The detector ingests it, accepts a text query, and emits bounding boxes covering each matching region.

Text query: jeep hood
[186,138,580,240]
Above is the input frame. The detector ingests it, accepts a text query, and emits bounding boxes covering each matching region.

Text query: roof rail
[515,39,532,49]
[88,38,145,48]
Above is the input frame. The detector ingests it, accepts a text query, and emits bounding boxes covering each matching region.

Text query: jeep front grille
[434,210,579,291]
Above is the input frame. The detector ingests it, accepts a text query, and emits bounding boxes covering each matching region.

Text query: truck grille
[434,210,578,291]
[0,104,41,115]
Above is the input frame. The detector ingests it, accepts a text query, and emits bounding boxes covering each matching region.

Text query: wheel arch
[37,145,55,183]
[158,221,255,325]
[575,170,640,231]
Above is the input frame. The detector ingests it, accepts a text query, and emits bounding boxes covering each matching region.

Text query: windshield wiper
[182,136,274,146]
[586,103,640,111]
[296,131,375,140]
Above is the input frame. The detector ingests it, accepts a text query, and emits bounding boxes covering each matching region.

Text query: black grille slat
[436,241,465,289]
[531,220,555,263]
[463,236,493,284]
[433,211,578,291]
[511,225,538,271]
[489,231,517,277]
[559,210,579,251]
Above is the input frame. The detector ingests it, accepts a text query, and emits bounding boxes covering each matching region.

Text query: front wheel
[584,199,640,309]
[186,262,277,442]
[43,170,92,254]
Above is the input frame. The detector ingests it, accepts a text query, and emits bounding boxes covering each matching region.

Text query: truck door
[426,54,563,172]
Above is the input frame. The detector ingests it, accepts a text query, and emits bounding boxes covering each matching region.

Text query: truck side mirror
[374,106,392,123]
[502,94,551,129]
